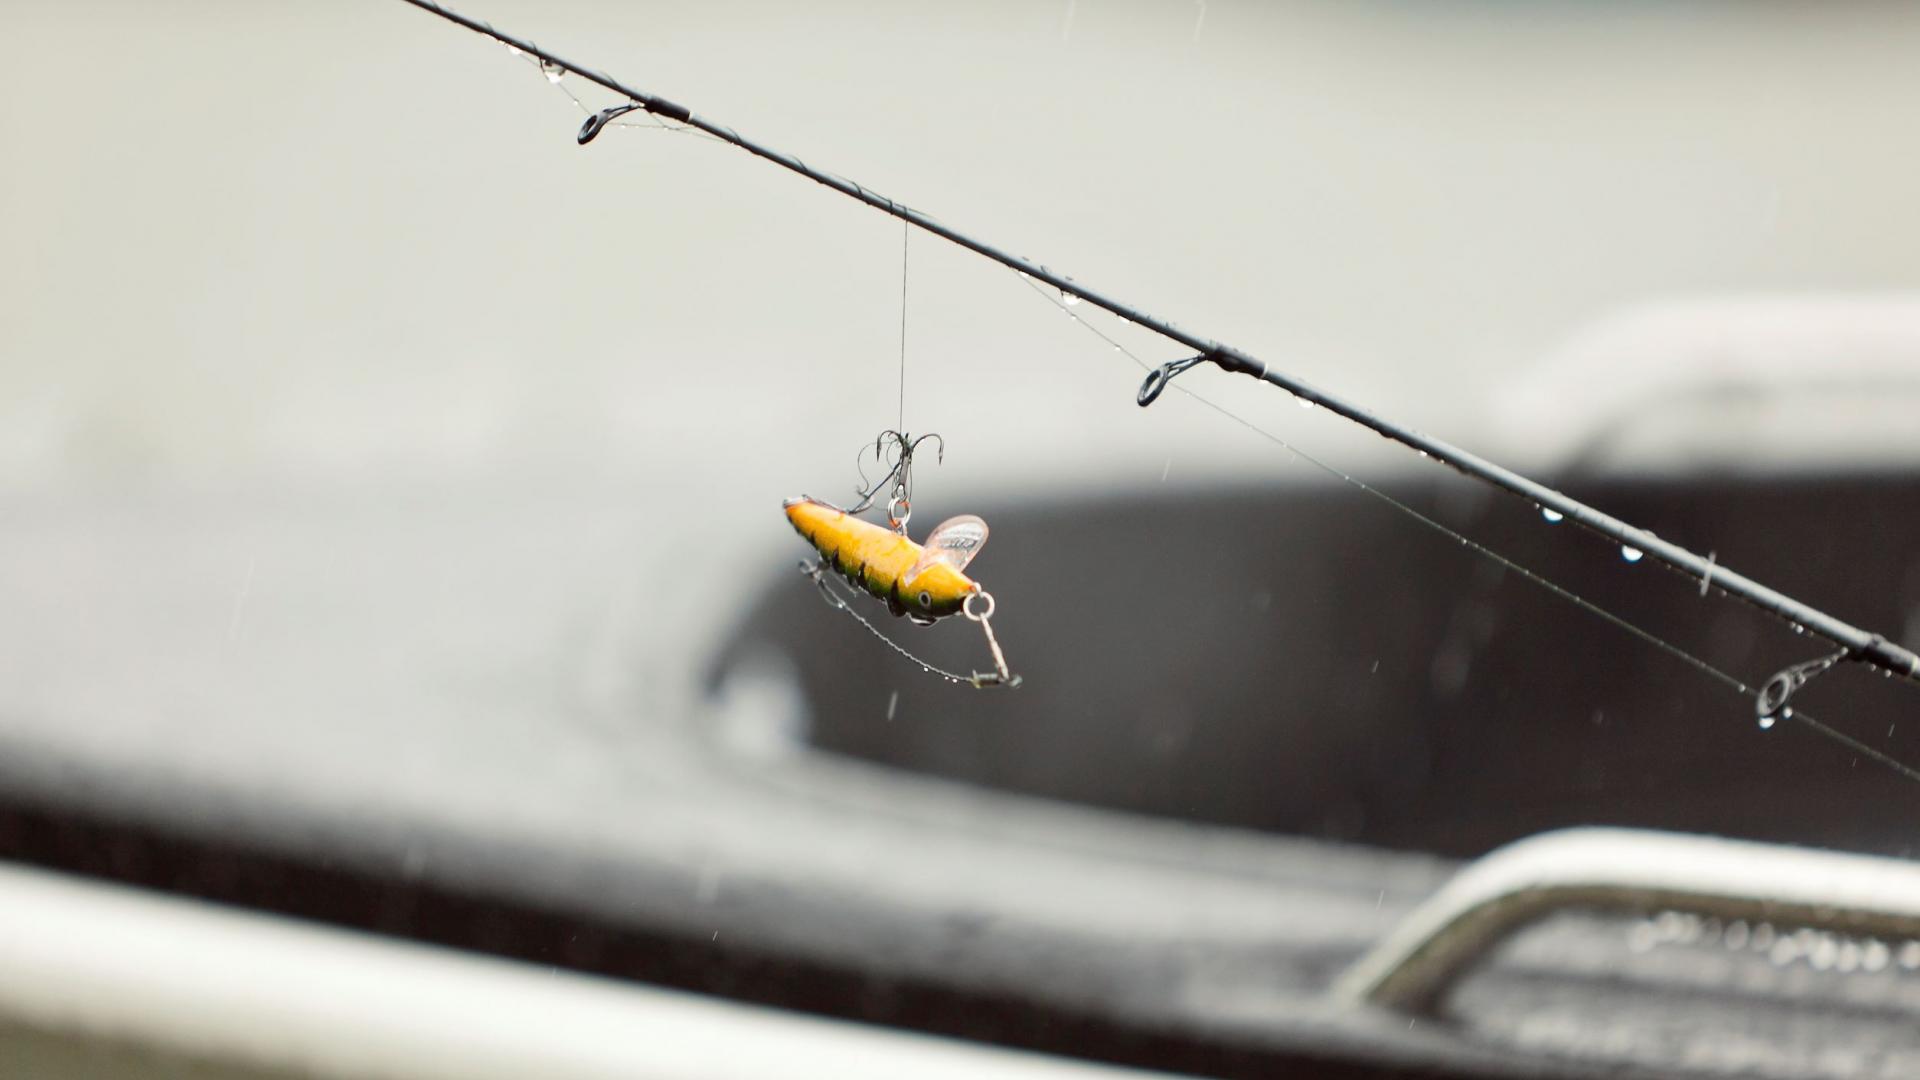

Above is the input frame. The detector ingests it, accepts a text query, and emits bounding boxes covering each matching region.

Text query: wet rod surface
[395,0,1920,688]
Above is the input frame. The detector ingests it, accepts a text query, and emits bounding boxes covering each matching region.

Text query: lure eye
[918,590,933,608]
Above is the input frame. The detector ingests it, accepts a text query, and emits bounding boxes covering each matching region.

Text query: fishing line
[390,0,1920,676]
[391,0,1919,739]
[805,567,974,686]
[512,45,723,143]
[1015,273,1920,788]
[898,222,910,434]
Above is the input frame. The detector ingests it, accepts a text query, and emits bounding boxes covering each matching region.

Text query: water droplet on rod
[1621,545,1644,563]
[1297,397,1315,410]
[1540,507,1564,523]
[543,61,566,83]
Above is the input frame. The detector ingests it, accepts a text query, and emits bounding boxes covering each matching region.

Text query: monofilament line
[1016,273,1920,790]
[805,568,971,685]
[898,222,910,434]
[391,0,1920,691]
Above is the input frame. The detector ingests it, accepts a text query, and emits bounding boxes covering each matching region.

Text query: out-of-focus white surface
[1338,827,1920,1009]
[0,860,1188,1080]
[1496,297,1920,474]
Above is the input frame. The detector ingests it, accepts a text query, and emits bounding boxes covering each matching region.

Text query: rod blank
[393,0,1920,688]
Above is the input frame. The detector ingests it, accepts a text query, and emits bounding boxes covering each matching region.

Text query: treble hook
[1137,353,1210,407]
[875,431,942,532]
[1756,644,1852,722]
[820,430,946,524]
[578,102,644,144]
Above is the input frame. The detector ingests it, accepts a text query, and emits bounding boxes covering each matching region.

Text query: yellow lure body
[784,498,978,621]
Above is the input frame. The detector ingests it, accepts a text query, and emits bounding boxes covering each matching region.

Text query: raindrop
[1809,933,1839,971]
[1061,290,1081,307]
[1626,920,1658,953]
[1540,507,1564,523]
[1759,714,1777,730]
[1792,623,1805,635]
[504,42,524,58]
[1297,397,1315,410]
[543,61,566,83]
[1836,940,1863,973]
[1655,911,1687,940]
[1621,545,1644,563]
[1899,940,1920,970]
[1864,939,1892,972]
[886,690,898,721]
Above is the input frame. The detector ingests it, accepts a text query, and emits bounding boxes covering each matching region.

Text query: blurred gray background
[9,0,1920,495]
[6,0,1920,855]
[9,3,1920,1077]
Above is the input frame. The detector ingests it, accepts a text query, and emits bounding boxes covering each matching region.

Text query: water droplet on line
[1540,507,1564,523]
[1724,920,1751,950]
[1621,545,1644,563]
[543,61,566,83]
[1768,937,1799,967]
[1864,939,1891,972]
[1899,940,1920,970]
[1627,920,1658,953]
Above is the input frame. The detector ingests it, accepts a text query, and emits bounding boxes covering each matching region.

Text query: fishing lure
[783,500,987,624]
[786,431,1019,688]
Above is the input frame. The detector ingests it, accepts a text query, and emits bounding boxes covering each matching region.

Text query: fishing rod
[393,0,1920,710]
